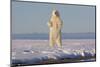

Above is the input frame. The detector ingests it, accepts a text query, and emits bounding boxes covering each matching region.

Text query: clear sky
[12,1,95,34]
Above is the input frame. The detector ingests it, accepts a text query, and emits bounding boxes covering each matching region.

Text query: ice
[12,39,96,65]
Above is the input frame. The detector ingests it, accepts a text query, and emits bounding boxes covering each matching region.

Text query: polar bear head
[52,10,60,17]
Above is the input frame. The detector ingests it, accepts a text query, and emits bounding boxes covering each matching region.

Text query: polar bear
[47,9,63,47]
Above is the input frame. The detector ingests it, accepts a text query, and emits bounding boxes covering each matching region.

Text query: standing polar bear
[47,9,63,47]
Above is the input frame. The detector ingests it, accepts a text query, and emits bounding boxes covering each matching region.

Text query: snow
[11,39,96,65]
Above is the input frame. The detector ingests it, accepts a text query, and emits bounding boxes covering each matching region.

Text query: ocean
[12,33,95,40]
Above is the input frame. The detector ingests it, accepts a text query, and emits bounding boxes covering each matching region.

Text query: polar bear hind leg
[56,36,62,47]
[49,35,55,47]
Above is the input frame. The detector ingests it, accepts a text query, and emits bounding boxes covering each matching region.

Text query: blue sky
[12,1,95,34]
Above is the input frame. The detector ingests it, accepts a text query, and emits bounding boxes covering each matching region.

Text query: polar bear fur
[47,10,63,47]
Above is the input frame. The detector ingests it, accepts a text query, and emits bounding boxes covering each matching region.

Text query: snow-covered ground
[11,39,96,66]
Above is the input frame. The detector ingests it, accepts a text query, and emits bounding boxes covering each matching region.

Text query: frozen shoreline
[11,39,96,66]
